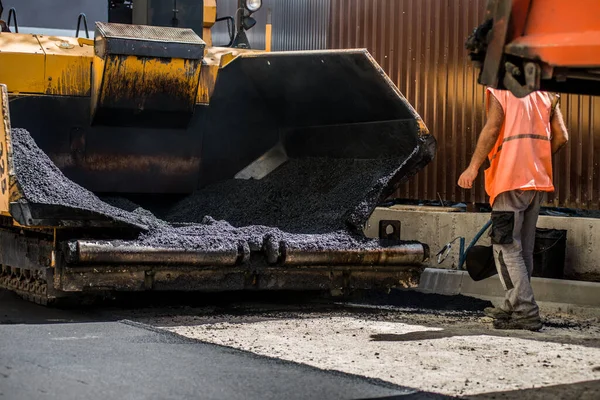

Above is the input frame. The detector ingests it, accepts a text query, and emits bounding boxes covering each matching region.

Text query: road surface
[1,289,599,399]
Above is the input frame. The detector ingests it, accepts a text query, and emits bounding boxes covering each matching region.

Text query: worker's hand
[458,166,478,189]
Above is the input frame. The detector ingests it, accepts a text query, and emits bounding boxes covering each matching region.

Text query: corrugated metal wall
[3,0,107,31]
[554,95,600,208]
[328,0,600,208]
[213,0,329,50]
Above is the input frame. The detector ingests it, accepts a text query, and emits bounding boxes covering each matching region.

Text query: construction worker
[458,88,569,331]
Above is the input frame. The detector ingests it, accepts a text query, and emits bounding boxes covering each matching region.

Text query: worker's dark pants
[490,190,541,319]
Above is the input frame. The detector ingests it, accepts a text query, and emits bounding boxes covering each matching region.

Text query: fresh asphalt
[0,290,445,400]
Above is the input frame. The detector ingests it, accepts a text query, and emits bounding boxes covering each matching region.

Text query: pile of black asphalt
[11,128,165,231]
[11,128,421,254]
[166,157,405,233]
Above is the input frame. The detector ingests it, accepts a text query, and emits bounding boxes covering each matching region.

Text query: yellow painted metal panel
[202,0,220,48]
[204,0,217,28]
[197,63,219,104]
[92,54,201,124]
[36,35,93,96]
[196,48,233,104]
[0,33,45,94]
[265,24,272,52]
[0,85,10,215]
[91,55,105,120]
[100,55,200,103]
[77,38,94,47]
[195,48,263,104]
[203,28,213,47]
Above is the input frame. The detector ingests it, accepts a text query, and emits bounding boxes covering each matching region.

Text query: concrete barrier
[366,207,600,282]
[417,268,600,316]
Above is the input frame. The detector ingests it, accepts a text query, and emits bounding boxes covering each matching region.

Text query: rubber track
[0,267,49,305]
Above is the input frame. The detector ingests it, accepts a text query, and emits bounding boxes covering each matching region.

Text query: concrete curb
[366,207,600,281]
[418,268,600,315]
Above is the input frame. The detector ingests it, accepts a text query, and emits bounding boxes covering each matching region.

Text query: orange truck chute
[468,0,600,97]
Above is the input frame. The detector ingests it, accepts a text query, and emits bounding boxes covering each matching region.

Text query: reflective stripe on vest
[489,134,551,162]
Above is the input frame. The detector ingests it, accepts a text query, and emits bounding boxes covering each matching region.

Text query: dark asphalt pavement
[0,290,443,400]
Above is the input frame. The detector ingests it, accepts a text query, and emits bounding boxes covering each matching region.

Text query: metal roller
[278,243,429,266]
[70,240,245,266]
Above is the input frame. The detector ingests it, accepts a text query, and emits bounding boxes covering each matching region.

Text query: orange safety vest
[484,88,556,205]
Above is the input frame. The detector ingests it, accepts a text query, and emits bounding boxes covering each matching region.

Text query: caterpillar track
[0,225,55,305]
[0,267,50,305]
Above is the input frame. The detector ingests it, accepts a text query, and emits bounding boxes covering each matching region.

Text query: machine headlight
[244,0,262,13]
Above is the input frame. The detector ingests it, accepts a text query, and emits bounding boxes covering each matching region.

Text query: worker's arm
[550,104,569,154]
[458,95,504,189]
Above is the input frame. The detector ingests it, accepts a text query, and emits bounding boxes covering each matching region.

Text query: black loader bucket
[169,49,436,233]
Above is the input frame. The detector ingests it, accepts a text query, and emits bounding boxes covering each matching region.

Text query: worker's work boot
[493,316,542,331]
[483,307,511,320]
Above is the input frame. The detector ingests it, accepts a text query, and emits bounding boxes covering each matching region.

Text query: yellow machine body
[0,12,435,303]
